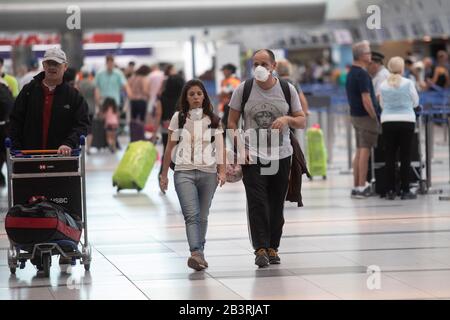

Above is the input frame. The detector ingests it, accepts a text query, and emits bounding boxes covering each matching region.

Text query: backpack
[169,111,219,170]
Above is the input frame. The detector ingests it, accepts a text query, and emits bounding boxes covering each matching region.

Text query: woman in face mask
[159,79,226,271]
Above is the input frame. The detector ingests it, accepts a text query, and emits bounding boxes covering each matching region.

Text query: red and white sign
[0,33,123,46]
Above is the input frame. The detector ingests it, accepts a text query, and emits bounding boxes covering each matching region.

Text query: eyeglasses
[44,60,63,67]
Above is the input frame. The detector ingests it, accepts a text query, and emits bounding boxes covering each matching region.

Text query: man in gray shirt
[227,49,306,268]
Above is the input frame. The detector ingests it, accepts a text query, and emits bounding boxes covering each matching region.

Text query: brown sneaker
[254,248,269,268]
[200,252,208,268]
[187,251,206,271]
[267,248,280,264]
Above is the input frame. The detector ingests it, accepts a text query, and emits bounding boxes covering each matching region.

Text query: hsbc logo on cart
[39,164,55,170]
[51,197,69,204]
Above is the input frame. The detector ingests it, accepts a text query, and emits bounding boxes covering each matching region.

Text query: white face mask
[253,65,270,82]
[189,108,203,121]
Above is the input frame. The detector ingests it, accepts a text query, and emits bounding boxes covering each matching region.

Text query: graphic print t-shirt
[228,79,302,160]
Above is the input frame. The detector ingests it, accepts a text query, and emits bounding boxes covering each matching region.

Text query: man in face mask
[227,49,306,268]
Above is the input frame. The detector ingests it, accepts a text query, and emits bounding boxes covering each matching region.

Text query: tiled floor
[1,122,450,300]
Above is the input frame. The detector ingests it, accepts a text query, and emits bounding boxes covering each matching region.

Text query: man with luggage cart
[8,47,90,267]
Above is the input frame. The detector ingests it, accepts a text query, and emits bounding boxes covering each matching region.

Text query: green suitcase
[306,125,327,179]
[112,141,158,191]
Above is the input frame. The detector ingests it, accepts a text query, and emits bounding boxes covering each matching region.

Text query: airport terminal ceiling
[0,0,327,31]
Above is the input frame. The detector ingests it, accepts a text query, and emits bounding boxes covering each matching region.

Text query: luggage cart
[5,136,91,277]
[368,106,427,196]
[413,107,428,195]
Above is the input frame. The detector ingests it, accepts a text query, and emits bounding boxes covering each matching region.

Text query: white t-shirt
[228,78,302,160]
[169,111,223,173]
[372,66,390,94]
[19,70,40,90]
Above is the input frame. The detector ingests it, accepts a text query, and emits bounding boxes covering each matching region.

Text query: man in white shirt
[368,51,390,96]
[19,58,40,90]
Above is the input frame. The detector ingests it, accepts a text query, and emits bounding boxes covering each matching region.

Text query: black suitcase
[368,132,422,195]
[91,117,108,149]
[129,120,145,142]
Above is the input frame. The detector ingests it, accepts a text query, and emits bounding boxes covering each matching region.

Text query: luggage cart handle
[10,149,81,157]
[18,149,60,154]
[4,136,85,156]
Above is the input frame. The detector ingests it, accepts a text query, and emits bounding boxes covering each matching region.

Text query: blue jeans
[174,170,218,253]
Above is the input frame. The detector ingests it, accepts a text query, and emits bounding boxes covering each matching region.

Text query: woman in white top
[159,79,226,271]
[378,57,419,200]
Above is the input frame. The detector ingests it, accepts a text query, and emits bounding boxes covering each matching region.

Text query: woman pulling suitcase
[159,79,226,271]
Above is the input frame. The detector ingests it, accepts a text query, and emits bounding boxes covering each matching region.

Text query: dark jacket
[286,131,311,207]
[160,74,185,122]
[0,81,14,153]
[9,72,90,150]
[0,81,14,122]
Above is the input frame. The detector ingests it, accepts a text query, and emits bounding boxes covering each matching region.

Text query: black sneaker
[362,186,372,197]
[353,190,369,199]
[267,248,280,264]
[254,248,269,268]
[386,190,396,200]
[350,189,357,198]
[401,191,417,200]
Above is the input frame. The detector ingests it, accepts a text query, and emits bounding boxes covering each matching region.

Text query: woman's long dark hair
[101,97,118,113]
[177,79,220,128]
[134,65,151,76]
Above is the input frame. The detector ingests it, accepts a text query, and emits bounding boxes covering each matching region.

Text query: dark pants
[130,100,147,122]
[382,121,415,193]
[242,156,291,251]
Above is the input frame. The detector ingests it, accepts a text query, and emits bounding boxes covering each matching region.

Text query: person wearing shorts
[345,41,380,199]
[351,115,379,149]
